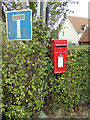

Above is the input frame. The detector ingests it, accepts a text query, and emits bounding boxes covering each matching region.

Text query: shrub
[2,19,50,119]
[47,46,89,111]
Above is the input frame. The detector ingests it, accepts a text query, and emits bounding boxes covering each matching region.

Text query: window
[62,31,64,36]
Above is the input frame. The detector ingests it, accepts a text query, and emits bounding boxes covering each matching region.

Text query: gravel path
[42,105,89,119]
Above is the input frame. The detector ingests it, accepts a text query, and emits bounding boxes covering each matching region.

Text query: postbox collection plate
[58,56,63,68]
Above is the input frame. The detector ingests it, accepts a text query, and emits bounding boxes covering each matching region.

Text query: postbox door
[54,53,67,73]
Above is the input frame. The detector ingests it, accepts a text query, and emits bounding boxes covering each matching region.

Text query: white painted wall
[58,17,78,45]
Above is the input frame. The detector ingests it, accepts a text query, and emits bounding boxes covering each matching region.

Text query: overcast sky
[67,0,89,18]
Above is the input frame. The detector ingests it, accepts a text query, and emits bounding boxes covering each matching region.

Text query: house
[78,28,90,45]
[58,16,88,45]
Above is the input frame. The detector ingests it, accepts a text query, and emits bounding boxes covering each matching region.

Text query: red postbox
[49,40,67,74]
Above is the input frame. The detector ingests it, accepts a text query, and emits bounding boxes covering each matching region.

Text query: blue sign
[6,9,32,40]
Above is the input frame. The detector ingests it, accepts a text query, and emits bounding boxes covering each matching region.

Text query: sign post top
[6,9,32,13]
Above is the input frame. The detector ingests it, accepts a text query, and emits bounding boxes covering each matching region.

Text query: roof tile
[79,28,90,42]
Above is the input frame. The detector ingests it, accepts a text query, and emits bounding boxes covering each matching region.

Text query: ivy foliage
[2,19,51,119]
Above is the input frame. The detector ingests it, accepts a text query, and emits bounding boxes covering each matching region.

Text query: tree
[48,1,69,39]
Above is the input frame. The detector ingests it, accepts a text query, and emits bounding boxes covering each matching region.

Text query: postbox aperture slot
[56,46,66,47]
[56,44,66,47]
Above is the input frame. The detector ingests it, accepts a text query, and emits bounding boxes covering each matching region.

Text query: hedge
[2,19,51,119]
[2,19,89,119]
[47,46,89,112]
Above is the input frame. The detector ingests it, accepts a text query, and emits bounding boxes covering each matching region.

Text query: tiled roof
[79,28,90,42]
[68,16,88,33]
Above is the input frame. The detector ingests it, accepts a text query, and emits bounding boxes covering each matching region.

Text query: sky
[2,0,89,18]
[67,0,89,18]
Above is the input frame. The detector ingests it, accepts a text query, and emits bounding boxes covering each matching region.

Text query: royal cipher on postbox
[49,40,67,74]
